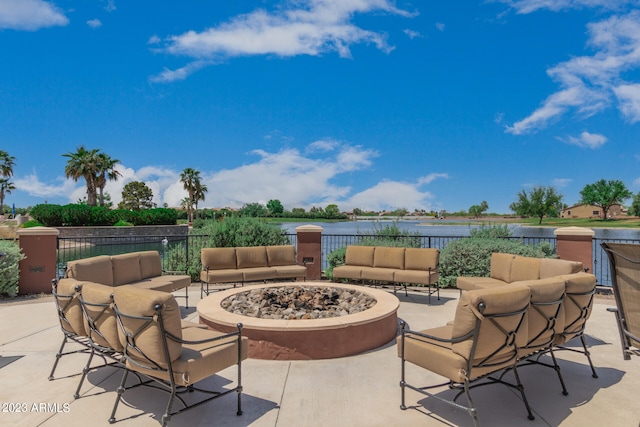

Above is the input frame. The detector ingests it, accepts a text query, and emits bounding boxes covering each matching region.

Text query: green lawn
[509,217,640,228]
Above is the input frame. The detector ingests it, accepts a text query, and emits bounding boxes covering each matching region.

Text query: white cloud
[14,142,446,212]
[494,0,639,14]
[0,0,68,31]
[403,29,421,39]
[152,0,414,82]
[507,10,640,134]
[553,178,573,187]
[435,22,445,32]
[565,131,608,148]
[149,60,212,83]
[87,19,102,29]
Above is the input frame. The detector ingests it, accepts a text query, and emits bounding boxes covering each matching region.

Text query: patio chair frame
[399,300,533,427]
[602,242,640,360]
[109,302,244,427]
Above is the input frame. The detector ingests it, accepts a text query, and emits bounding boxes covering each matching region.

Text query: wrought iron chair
[110,285,248,427]
[602,242,640,360]
[398,284,534,427]
[49,279,92,381]
[553,272,598,378]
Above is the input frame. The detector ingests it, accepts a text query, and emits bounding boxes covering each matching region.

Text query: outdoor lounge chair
[602,242,640,360]
[109,285,248,427]
[49,279,92,381]
[553,272,598,378]
[398,284,534,426]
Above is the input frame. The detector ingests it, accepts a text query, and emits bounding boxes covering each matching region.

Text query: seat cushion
[201,269,243,284]
[332,265,362,280]
[360,266,395,282]
[274,264,307,279]
[111,253,142,286]
[456,276,507,291]
[241,267,277,282]
[67,255,114,286]
[395,269,438,286]
[113,286,183,368]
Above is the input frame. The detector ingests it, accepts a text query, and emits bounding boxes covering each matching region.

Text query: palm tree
[63,146,100,206]
[0,178,15,214]
[0,150,16,178]
[193,181,208,220]
[95,153,121,207]
[180,168,203,223]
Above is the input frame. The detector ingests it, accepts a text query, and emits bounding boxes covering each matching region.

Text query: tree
[630,192,640,217]
[193,181,208,220]
[240,202,267,217]
[580,179,632,220]
[0,178,15,213]
[0,150,15,178]
[94,153,121,207]
[63,146,103,206]
[179,168,204,223]
[468,201,489,218]
[118,181,155,211]
[325,204,340,218]
[267,199,284,215]
[510,186,563,224]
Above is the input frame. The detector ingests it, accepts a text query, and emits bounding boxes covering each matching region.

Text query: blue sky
[2,0,640,214]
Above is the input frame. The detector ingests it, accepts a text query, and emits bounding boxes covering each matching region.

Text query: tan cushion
[201,269,243,283]
[67,256,114,286]
[129,327,248,386]
[139,251,163,279]
[539,258,583,278]
[516,278,565,354]
[395,269,438,286]
[555,272,597,344]
[345,246,375,267]
[81,283,122,351]
[273,264,307,279]
[113,286,183,368]
[111,253,142,286]
[332,265,362,280]
[129,279,175,293]
[373,247,405,269]
[404,248,439,271]
[456,276,507,291]
[489,253,515,282]
[361,266,395,282]
[266,245,296,267]
[510,256,541,282]
[451,284,530,366]
[236,247,268,269]
[201,248,237,270]
[54,279,86,336]
[241,267,277,282]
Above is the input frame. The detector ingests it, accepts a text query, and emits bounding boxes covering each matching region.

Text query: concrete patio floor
[0,286,638,427]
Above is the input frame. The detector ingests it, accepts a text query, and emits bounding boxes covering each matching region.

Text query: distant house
[561,203,625,219]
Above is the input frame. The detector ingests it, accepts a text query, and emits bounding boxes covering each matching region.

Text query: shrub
[113,219,133,227]
[0,241,25,297]
[438,238,555,288]
[469,223,512,239]
[29,204,63,226]
[324,246,347,280]
[20,219,44,228]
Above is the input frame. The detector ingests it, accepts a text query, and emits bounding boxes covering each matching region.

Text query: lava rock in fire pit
[220,285,377,320]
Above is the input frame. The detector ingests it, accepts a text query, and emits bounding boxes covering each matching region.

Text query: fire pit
[197,282,400,360]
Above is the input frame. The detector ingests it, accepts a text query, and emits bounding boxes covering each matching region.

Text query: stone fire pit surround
[197,282,400,360]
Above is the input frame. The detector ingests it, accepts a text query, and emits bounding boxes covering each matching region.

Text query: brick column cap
[16,226,60,237]
[553,226,594,237]
[295,224,323,233]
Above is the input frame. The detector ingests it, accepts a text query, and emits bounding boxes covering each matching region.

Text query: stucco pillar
[17,226,59,295]
[296,225,323,280]
[554,226,594,273]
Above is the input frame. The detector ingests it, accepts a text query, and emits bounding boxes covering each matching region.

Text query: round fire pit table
[197,282,400,360]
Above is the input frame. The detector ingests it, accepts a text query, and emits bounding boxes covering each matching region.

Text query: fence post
[296,225,323,280]
[16,226,60,295]
[554,226,595,272]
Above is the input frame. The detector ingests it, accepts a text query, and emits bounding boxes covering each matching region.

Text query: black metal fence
[54,232,640,286]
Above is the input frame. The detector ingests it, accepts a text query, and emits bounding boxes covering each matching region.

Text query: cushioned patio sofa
[58,250,191,307]
[332,246,439,303]
[200,245,307,297]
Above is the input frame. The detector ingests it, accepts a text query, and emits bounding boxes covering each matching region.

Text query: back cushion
[345,246,375,267]
[451,284,530,362]
[510,256,541,282]
[111,253,142,286]
[539,258,583,279]
[236,246,268,268]
[139,251,163,279]
[55,279,86,336]
[373,247,405,269]
[404,248,439,271]
[68,256,114,286]
[81,283,122,351]
[267,245,295,266]
[489,253,515,282]
[201,248,237,270]
[113,285,182,368]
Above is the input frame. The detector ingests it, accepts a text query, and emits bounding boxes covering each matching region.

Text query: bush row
[29,204,178,226]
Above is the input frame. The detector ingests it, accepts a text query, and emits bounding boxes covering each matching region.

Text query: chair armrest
[165,323,244,351]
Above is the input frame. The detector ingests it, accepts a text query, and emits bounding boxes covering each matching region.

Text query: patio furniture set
[47,243,640,426]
